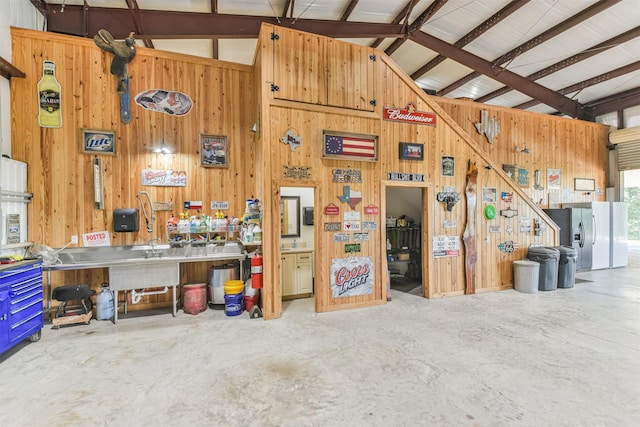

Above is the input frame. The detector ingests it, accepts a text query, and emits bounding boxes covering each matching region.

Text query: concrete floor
[1,245,639,426]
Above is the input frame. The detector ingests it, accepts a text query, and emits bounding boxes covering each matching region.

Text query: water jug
[96,284,115,320]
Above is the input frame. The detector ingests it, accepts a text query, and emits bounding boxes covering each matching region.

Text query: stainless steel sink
[54,243,224,265]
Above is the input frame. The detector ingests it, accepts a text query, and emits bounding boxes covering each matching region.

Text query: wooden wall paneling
[272,26,327,105]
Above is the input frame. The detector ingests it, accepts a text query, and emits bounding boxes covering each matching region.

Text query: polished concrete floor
[1,244,639,426]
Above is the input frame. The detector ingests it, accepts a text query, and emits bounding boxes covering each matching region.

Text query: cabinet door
[272,27,327,105]
[281,254,297,297]
[326,40,376,111]
[296,259,313,294]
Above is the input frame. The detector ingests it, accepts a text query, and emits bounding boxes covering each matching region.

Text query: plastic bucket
[183,283,207,315]
[224,280,245,295]
[224,292,244,316]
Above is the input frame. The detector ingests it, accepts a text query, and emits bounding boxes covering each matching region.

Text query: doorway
[280,186,316,310]
[385,186,425,297]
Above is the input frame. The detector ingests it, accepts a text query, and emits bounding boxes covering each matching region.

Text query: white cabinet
[282,251,313,299]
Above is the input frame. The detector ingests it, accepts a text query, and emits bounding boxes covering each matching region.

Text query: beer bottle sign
[37,60,62,128]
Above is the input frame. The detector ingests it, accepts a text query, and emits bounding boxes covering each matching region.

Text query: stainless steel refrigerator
[544,207,594,272]
[610,202,628,268]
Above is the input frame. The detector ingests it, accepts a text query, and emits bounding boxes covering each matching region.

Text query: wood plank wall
[10,28,256,309]
[256,24,610,318]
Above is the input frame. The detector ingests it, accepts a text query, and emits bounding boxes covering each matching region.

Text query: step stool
[51,284,96,329]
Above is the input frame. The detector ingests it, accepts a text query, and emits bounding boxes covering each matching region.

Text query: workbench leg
[172,285,177,317]
[113,290,119,324]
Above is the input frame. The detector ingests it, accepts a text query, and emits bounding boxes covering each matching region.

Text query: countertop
[280,248,313,255]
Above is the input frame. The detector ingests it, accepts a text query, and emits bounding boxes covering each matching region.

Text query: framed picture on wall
[399,142,424,160]
[547,168,561,189]
[81,129,116,155]
[575,178,595,191]
[200,134,228,168]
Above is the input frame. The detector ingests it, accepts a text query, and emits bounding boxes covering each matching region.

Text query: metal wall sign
[281,129,302,151]
[489,225,502,233]
[330,256,373,297]
[383,103,437,126]
[353,232,369,242]
[344,211,360,221]
[210,201,229,210]
[362,221,378,230]
[433,235,461,258]
[283,165,311,179]
[444,219,457,229]
[475,109,500,144]
[343,221,360,231]
[332,168,362,183]
[6,214,20,244]
[324,203,340,215]
[498,241,519,253]
[334,233,350,242]
[324,222,341,231]
[344,243,361,253]
[337,185,362,209]
[501,208,518,218]
[387,172,425,182]
[364,205,379,215]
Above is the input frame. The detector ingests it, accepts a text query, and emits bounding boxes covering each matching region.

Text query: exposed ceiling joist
[42,5,404,39]
[370,1,414,49]
[408,31,591,119]
[438,0,622,96]
[383,0,447,56]
[514,61,640,110]
[340,0,360,21]
[125,0,153,48]
[476,26,640,103]
[410,0,530,80]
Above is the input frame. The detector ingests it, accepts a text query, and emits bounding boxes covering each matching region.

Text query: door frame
[381,180,432,298]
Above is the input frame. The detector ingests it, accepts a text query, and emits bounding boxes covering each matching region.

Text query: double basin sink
[51,243,243,270]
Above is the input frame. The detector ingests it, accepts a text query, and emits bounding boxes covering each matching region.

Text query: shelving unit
[386,225,421,282]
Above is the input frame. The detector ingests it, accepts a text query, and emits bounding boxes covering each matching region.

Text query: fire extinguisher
[251,251,263,289]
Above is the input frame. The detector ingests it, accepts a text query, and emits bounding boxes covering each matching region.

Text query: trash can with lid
[553,245,577,288]
[513,260,540,294]
[526,246,560,291]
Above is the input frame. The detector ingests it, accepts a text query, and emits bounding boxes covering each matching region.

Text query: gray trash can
[513,260,539,294]
[527,246,560,291]
[554,245,577,288]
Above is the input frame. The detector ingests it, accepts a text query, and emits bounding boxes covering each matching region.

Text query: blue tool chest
[0,260,44,355]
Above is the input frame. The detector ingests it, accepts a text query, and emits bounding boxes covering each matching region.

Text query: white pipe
[131,287,169,304]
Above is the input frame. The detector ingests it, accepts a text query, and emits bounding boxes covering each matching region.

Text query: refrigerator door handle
[579,221,585,248]
[592,214,596,245]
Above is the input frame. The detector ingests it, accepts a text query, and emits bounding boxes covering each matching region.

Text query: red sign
[383,103,437,126]
[324,203,339,216]
[365,205,379,215]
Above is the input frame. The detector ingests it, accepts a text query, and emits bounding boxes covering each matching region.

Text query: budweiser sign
[330,256,374,297]
[383,102,437,126]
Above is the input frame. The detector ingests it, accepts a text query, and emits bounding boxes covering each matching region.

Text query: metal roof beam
[42,5,404,39]
[438,0,622,96]
[384,0,448,56]
[370,1,415,49]
[410,0,530,80]
[408,31,591,119]
[514,61,640,110]
[476,26,640,103]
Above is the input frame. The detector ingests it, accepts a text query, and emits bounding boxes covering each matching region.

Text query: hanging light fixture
[153,139,171,154]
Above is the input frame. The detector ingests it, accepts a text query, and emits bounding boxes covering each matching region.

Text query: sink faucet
[145,238,163,258]
[138,191,158,253]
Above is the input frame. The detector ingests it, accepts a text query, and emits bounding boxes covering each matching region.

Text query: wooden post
[463,160,478,294]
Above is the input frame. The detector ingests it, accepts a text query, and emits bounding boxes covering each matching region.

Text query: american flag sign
[323,131,377,161]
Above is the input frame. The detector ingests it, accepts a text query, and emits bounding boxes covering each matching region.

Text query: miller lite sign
[330,256,374,298]
[82,129,116,155]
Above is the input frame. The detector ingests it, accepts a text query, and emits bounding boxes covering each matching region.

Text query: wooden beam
[0,56,25,80]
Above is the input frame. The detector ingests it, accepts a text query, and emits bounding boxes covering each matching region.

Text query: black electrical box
[113,208,139,232]
[303,207,314,225]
